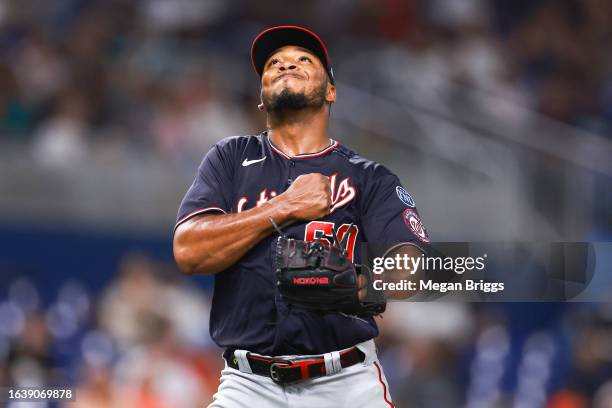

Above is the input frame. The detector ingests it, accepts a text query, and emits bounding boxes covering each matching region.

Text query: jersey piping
[266,134,339,159]
[174,206,226,232]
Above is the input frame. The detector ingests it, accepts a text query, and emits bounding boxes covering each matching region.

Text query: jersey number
[304,221,359,262]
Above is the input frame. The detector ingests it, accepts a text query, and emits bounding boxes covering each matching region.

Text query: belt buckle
[269,361,292,383]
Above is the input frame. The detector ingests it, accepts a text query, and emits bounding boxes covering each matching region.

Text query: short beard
[262,80,327,113]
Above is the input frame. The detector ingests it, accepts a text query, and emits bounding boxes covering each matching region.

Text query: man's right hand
[280,173,331,220]
[174,173,332,275]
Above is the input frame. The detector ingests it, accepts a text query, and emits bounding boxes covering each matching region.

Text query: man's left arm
[360,168,432,300]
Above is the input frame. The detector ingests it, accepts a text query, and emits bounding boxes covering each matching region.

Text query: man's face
[260,45,333,112]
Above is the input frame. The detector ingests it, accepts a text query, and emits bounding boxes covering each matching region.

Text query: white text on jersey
[236,174,356,213]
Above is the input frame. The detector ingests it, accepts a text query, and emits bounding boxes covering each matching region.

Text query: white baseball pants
[207,340,394,408]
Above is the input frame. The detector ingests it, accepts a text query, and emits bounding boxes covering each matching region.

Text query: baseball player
[173,25,431,408]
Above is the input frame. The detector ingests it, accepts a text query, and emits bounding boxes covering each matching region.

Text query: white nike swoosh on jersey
[242,156,267,167]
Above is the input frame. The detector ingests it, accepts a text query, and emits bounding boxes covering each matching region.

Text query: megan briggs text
[373,279,505,293]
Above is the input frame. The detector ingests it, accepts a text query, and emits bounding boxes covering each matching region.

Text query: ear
[325,83,336,104]
[258,92,265,111]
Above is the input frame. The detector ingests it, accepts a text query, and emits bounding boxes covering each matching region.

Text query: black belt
[224,347,365,384]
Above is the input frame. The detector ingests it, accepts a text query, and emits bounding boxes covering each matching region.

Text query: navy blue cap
[251,25,334,84]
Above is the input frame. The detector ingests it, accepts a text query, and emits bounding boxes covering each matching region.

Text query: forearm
[381,244,426,300]
[173,197,293,275]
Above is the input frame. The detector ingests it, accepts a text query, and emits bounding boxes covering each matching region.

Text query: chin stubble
[262,80,327,113]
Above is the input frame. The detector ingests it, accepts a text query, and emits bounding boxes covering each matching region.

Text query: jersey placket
[287,159,296,186]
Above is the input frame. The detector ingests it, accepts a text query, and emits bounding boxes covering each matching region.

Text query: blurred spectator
[31,88,91,170]
[5,312,63,387]
[547,390,588,408]
[142,0,229,32]
[65,364,127,408]
[113,315,212,407]
[98,253,165,349]
[0,63,36,138]
[98,252,211,351]
[564,307,612,403]
[12,27,68,106]
[594,381,612,408]
[151,72,252,158]
[376,303,473,407]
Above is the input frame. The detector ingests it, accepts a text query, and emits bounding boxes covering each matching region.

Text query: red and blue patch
[403,208,430,243]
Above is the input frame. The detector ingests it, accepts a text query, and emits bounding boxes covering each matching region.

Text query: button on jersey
[175,133,430,355]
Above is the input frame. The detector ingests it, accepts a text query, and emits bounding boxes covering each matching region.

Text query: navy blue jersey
[175,132,430,355]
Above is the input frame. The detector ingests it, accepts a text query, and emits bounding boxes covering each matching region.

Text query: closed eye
[299,56,312,63]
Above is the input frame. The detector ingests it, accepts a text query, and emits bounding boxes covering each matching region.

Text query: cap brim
[251,26,332,82]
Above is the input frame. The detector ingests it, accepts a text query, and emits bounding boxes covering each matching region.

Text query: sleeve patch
[403,208,430,243]
[396,186,415,207]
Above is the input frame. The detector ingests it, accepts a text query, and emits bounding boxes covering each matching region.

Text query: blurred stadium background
[1,0,612,407]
